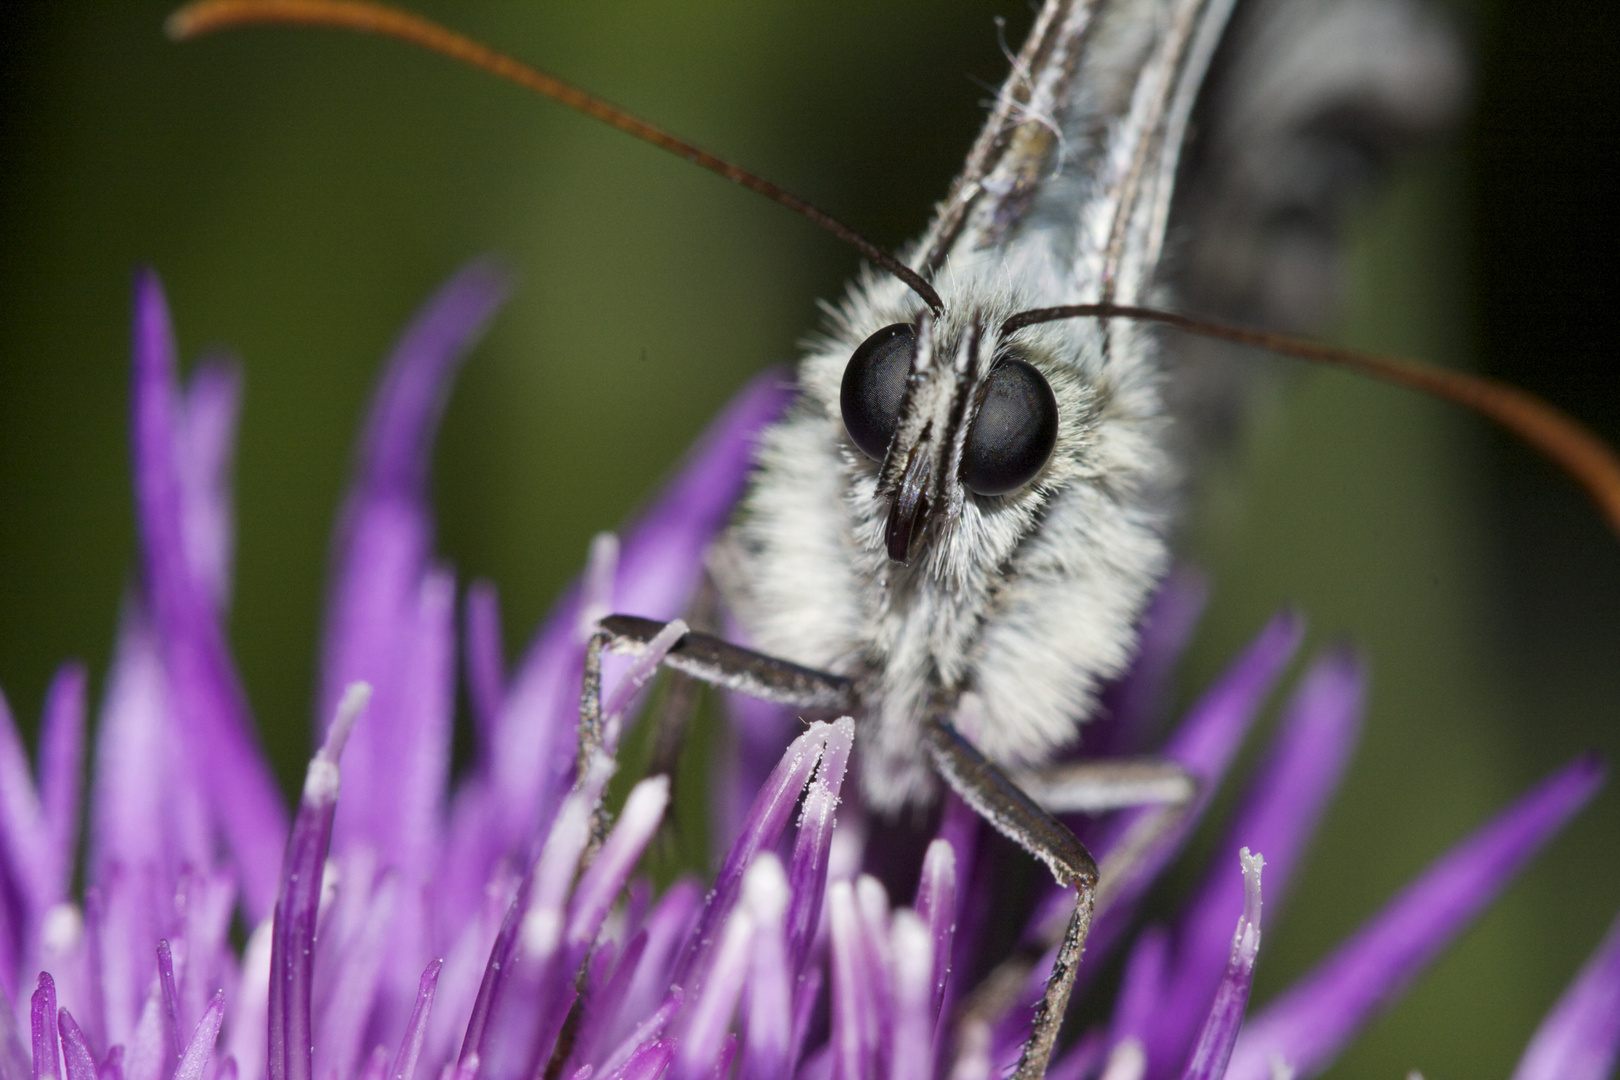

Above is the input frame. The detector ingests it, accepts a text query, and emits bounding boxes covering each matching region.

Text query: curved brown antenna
[167,0,945,317]
[1005,302,1620,539]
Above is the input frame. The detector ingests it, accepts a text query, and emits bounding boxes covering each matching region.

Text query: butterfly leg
[576,614,858,829]
[924,718,1098,1080]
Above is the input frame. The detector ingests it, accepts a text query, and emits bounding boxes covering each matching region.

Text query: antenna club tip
[165,2,222,41]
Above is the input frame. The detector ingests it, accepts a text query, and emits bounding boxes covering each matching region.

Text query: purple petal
[1226,754,1605,1080]
[1006,611,1303,1052]
[156,940,181,1058]
[854,875,895,1070]
[1148,648,1363,1067]
[95,1046,123,1080]
[713,693,799,862]
[90,611,211,913]
[322,261,508,878]
[0,984,31,1080]
[313,871,399,1080]
[491,371,793,870]
[38,664,87,906]
[173,991,223,1080]
[676,861,775,1080]
[673,722,831,990]
[1178,850,1264,1080]
[176,358,242,610]
[740,857,792,1080]
[0,691,50,931]
[912,839,957,1019]
[890,910,936,1080]
[596,992,681,1080]
[1511,908,1620,1080]
[131,268,287,920]
[826,881,873,1080]
[785,717,854,974]
[604,883,702,1059]
[32,974,60,1080]
[53,1012,94,1080]
[464,581,506,755]
[175,871,236,1056]
[268,685,371,1080]
[476,762,612,1080]
[601,1040,672,1080]
[566,777,671,951]
[1072,612,1303,963]
[1109,926,1170,1049]
[389,960,442,1080]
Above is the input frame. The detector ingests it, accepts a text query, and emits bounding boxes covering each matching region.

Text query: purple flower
[0,262,1610,1080]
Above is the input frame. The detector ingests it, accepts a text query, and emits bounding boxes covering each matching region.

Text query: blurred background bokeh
[0,2,1614,1076]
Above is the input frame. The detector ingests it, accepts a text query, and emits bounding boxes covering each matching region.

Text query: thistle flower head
[0,264,1612,1080]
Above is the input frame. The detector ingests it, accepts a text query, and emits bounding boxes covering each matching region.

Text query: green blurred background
[0,2,1615,1075]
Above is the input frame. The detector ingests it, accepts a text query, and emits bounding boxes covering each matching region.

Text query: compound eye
[961,357,1058,496]
[840,323,916,460]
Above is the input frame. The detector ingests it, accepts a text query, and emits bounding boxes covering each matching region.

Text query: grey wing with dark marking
[1159,0,1467,456]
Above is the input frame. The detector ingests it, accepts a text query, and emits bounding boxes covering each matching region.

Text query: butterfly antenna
[1005,303,1620,539]
[167,0,946,316]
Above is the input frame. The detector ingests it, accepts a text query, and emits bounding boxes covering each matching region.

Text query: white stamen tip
[579,532,620,640]
[742,853,789,924]
[891,909,933,991]
[621,774,672,833]
[40,903,83,952]
[322,681,372,762]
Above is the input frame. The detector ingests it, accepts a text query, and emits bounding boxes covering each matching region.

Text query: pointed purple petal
[268,685,371,1080]
[675,862,770,1080]
[492,372,793,866]
[0,985,31,1080]
[313,871,399,1080]
[1009,611,1302,1043]
[601,1040,673,1080]
[740,857,792,1080]
[176,358,242,610]
[785,717,854,974]
[1179,850,1264,1080]
[389,960,443,1080]
[322,261,507,875]
[0,691,51,927]
[890,910,936,1080]
[90,611,211,905]
[827,881,873,1080]
[1109,926,1170,1049]
[672,723,830,989]
[95,1046,123,1080]
[1227,755,1605,1080]
[38,664,87,905]
[596,993,681,1080]
[605,884,702,1060]
[172,991,223,1080]
[156,940,182,1058]
[54,1013,93,1080]
[1150,649,1363,1064]
[464,581,506,756]
[32,974,60,1080]
[566,777,670,951]
[1069,612,1303,963]
[1511,908,1620,1080]
[131,268,287,919]
[913,839,957,1020]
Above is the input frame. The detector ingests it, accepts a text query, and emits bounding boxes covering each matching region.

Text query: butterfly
[163,1,1620,1076]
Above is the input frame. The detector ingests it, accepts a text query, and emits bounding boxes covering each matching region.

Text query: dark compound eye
[840,323,916,460]
[961,357,1058,496]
